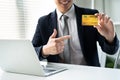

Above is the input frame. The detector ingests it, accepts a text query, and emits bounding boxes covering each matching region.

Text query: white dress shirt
[56,5,86,65]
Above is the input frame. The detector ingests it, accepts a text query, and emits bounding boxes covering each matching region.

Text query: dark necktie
[62,15,69,35]
[61,15,70,63]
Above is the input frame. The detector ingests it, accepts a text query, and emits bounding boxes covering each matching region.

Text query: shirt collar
[56,5,75,20]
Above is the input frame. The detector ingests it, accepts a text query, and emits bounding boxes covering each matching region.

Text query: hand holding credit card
[82,15,98,26]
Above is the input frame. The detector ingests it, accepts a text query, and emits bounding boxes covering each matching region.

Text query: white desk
[0,63,120,80]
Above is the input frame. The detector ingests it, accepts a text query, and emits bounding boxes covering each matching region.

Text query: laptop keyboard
[44,68,56,73]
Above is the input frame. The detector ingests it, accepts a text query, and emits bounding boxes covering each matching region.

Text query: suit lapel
[74,5,85,54]
[51,10,58,34]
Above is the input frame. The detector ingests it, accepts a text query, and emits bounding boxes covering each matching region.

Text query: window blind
[0,0,55,40]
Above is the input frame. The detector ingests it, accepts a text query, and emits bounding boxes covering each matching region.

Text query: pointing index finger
[56,35,71,41]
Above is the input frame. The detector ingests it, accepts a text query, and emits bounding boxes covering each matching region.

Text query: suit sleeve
[86,8,120,55]
[98,33,119,55]
[32,16,48,60]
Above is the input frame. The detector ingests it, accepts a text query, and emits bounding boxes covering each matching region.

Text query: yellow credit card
[82,15,98,26]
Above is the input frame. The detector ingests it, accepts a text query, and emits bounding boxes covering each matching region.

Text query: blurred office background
[0,0,120,67]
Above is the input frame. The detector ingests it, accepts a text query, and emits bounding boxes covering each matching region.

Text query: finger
[99,13,105,22]
[56,40,64,46]
[105,15,110,23]
[59,48,64,53]
[57,43,64,53]
[94,13,99,16]
[94,13,102,18]
[95,13,105,20]
[94,23,102,29]
[56,35,71,41]
[50,29,57,38]
[60,41,64,46]
[96,13,105,26]
[95,13,102,24]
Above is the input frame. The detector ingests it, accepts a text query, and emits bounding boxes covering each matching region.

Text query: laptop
[0,39,67,77]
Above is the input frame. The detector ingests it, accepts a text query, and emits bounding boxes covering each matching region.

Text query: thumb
[50,29,57,38]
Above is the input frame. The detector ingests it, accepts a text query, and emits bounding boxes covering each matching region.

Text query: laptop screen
[0,39,67,76]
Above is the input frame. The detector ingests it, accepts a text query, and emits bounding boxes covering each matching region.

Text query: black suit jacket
[32,5,119,67]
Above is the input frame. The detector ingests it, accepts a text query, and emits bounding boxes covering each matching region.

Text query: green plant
[105,56,115,68]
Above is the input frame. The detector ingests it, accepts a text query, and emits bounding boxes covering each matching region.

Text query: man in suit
[32,0,119,66]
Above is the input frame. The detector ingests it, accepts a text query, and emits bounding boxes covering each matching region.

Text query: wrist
[42,45,50,57]
[105,33,115,43]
